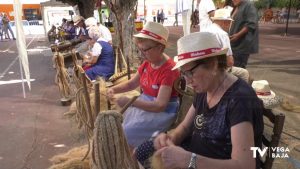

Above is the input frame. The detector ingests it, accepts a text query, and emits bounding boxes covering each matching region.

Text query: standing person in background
[0,13,3,41]
[2,13,15,40]
[176,0,193,35]
[160,9,165,25]
[229,0,259,68]
[173,13,178,26]
[196,0,216,32]
[157,10,161,23]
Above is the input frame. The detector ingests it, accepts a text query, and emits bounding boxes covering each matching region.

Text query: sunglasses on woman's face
[138,44,160,53]
[181,61,204,79]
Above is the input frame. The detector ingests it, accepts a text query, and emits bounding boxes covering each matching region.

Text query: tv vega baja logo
[250,147,290,158]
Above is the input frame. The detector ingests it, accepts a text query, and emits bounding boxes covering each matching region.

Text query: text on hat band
[256,91,272,96]
[178,48,222,61]
[140,29,165,41]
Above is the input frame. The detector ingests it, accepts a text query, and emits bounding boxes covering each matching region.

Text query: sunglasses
[181,61,204,79]
[138,44,160,53]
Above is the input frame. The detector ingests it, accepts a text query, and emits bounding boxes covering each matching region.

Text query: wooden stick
[119,96,138,114]
[95,83,100,115]
[81,72,94,129]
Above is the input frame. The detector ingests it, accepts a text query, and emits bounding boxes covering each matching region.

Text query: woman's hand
[154,133,174,150]
[106,88,115,100]
[155,145,191,169]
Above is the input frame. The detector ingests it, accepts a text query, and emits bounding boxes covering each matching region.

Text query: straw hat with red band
[252,80,282,109]
[133,21,168,45]
[172,32,228,70]
[73,15,84,26]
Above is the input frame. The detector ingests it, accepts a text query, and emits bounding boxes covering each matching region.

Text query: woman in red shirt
[107,21,180,148]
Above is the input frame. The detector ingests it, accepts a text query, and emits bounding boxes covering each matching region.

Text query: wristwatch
[188,153,197,169]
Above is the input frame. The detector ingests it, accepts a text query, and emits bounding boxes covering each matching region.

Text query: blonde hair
[88,26,102,41]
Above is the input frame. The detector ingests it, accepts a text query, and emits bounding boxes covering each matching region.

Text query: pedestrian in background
[229,0,259,68]
[0,12,3,41]
[196,0,216,32]
[160,9,165,24]
[157,10,161,23]
[2,13,16,40]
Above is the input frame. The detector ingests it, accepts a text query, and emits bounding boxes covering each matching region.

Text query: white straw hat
[172,32,228,70]
[211,7,233,21]
[73,15,84,25]
[85,17,98,30]
[252,80,282,109]
[133,21,169,45]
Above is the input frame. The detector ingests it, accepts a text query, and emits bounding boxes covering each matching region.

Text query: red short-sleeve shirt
[138,58,180,97]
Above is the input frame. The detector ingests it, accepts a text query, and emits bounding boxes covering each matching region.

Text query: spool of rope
[92,111,139,169]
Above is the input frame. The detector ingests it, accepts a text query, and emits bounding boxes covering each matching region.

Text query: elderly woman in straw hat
[83,26,115,80]
[107,21,180,148]
[153,32,264,169]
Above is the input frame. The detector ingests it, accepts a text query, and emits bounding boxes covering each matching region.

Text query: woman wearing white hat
[154,32,264,169]
[83,26,115,80]
[107,21,180,148]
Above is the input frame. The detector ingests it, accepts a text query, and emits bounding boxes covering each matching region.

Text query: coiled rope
[92,111,139,169]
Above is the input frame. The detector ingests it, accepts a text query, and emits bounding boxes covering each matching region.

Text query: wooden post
[95,82,100,115]
[81,72,94,129]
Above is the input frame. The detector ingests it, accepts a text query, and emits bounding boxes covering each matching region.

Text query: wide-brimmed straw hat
[172,32,228,70]
[85,17,98,30]
[73,15,84,25]
[133,21,169,46]
[252,80,282,109]
[211,7,233,21]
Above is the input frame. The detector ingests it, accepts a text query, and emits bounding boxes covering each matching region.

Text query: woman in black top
[153,32,263,169]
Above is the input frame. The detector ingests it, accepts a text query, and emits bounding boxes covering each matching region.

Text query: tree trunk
[78,0,97,18]
[103,0,139,70]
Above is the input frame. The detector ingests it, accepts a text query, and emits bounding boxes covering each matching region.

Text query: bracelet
[188,153,197,169]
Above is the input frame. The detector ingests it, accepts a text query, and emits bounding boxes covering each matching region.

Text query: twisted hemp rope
[92,111,139,169]
[54,52,72,98]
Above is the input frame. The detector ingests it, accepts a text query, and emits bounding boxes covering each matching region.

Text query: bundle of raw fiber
[280,99,300,113]
[92,110,139,169]
[48,145,90,169]
[151,153,164,169]
[74,78,108,138]
[54,52,72,98]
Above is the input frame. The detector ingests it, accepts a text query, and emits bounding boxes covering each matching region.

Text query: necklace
[206,73,227,109]
[194,74,228,130]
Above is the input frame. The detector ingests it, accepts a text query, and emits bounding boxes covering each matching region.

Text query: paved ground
[0,23,299,169]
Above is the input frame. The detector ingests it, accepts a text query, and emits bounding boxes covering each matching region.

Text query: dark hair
[194,54,227,71]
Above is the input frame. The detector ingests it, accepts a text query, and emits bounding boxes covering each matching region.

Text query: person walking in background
[0,13,3,41]
[160,9,165,24]
[2,13,15,40]
[229,0,259,68]
[173,13,178,26]
[191,9,199,28]
[156,10,161,23]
